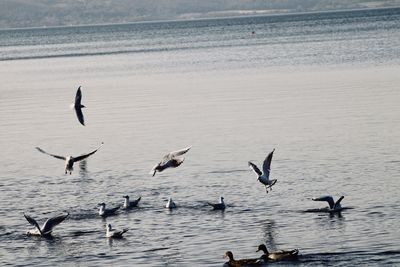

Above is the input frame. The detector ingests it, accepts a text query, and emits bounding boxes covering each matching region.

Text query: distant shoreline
[0,6,399,32]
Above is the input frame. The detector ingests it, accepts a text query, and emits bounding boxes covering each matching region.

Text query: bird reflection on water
[262,219,278,251]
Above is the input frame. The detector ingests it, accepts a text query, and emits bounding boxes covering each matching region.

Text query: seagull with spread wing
[248,148,277,193]
[35,142,103,174]
[150,146,191,176]
[24,213,69,237]
[72,86,86,126]
[312,195,344,212]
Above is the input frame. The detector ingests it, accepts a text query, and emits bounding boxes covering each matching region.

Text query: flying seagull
[207,196,225,210]
[98,203,120,217]
[106,223,128,238]
[24,213,69,237]
[248,149,277,193]
[150,146,191,176]
[35,142,103,174]
[122,195,141,209]
[312,195,344,212]
[72,86,86,126]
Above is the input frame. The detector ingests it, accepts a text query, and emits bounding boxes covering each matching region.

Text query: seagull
[257,244,299,262]
[24,213,69,237]
[208,196,225,210]
[72,86,86,126]
[98,203,120,217]
[312,195,344,212]
[150,146,191,176]
[122,195,141,209]
[248,148,277,193]
[35,142,103,174]
[165,197,177,209]
[106,223,128,238]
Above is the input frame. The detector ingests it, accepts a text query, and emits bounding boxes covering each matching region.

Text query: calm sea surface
[1,8,400,266]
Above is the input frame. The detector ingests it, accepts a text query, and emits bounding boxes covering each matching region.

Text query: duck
[256,244,298,261]
[248,149,277,193]
[122,195,141,209]
[98,203,120,217]
[207,196,225,210]
[150,146,191,176]
[165,197,177,209]
[35,142,103,175]
[223,251,260,266]
[312,195,344,212]
[24,212,69,238]
[106,223,128,238]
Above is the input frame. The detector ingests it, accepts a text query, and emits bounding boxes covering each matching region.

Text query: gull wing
[73,142,103,162]
[248,161,262,176]
[75,106,85,126]
[74,86,85,126]
[334,196,344,209]
[75,86,82,105]
[41,213,69,234]
[115,229,128,236]
[24,213,43,235]
[262,149,275,177]
[162,146,191,162]
[312,196,335,209]
[35,147,66,160]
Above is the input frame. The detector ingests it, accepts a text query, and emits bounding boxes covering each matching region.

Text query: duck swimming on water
[223,251,260,267]
[256,244,298,262]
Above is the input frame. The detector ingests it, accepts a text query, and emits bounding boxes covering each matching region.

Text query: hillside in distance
[1,0,400,29]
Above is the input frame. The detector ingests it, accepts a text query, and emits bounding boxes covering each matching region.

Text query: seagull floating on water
[257,244,299,262]
[122,195,141,209]
[312,195,344,212]
[150,146,191,176]
[248,148,277,193]
[71,86,86,126]
[165,197,177,209]
[24,213,69,237]
[106,223,128,238]
[98,203,120,217]
[223,251,260,267]
[208,196,225,210]
[35,142,103,174]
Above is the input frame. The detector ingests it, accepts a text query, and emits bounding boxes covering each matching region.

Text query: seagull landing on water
[98,203,120,217]
[248,149,277,194]
[122,195,141,209]
[150,146,191,176]
[106,223,128,238]
[207,196,225,210]
[35,142,103,175]
[71,86,86,126]
[24,213,69,237]
[312,195,344,212]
